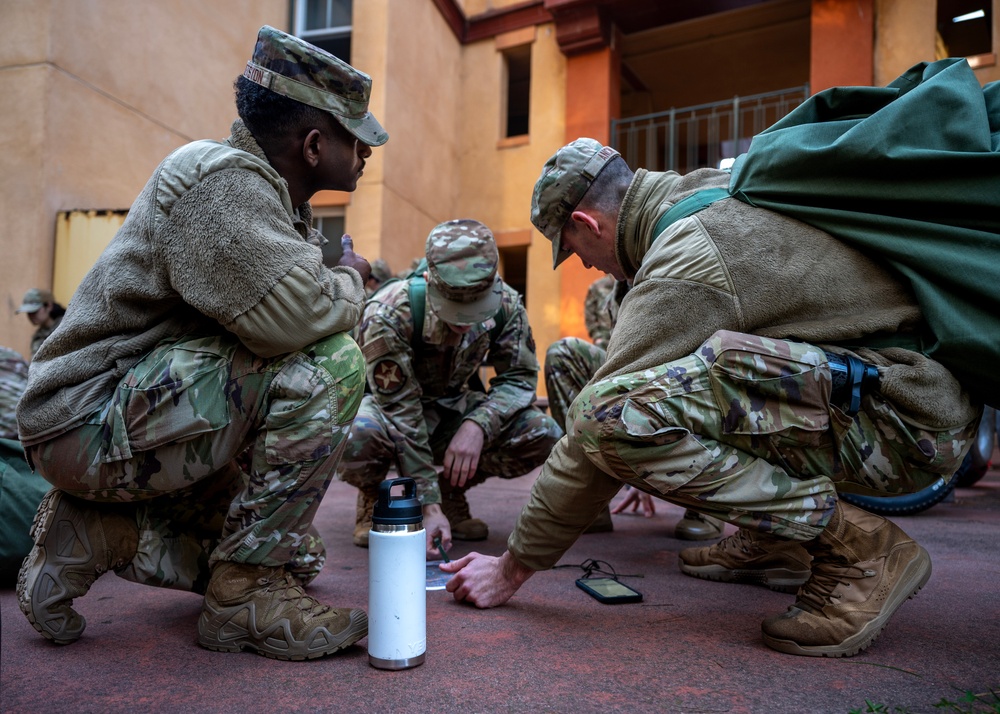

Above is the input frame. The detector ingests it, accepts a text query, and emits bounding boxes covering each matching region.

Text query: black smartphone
[575,577,643,604]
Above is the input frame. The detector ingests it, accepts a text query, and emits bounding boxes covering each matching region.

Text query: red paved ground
[2,461,998,713]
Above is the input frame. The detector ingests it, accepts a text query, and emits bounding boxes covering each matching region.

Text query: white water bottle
[368,477,426,670]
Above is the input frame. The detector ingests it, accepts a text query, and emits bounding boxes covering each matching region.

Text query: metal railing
[611,85,810,173]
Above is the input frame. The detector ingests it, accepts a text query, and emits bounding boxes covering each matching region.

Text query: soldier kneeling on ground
[338,219,561,551]
[15,26,386,661]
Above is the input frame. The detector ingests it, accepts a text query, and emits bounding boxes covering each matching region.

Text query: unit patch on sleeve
[372,359,406,394]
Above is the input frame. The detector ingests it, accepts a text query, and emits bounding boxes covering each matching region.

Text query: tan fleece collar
[226,118,312,228]
[615,169,682,280]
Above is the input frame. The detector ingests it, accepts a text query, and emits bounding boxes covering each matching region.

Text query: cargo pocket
[606,398,713,495]
[103,341,233,462]
[709,349,830,446]
[264,354,335,466]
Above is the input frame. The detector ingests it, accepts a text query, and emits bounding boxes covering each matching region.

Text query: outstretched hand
[611,487,656,518]
[338,234,371,284]
[441,551,534,608]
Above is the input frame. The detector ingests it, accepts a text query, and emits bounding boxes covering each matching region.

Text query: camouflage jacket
[0,348,28,440]
[17,119,364,445]
[509,167,979,570]
[583,275,615,347]
[359,278,540,501]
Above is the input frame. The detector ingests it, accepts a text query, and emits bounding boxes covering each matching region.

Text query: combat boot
[197,561,367,660]
[679,527,811,593]
[761,500,931,657]
[17,489,139,645]
[440,486,488,541]
[674,509,724,540]
[352,488,379,548]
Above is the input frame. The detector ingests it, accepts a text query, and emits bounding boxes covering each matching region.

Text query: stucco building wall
[0,0,285,358]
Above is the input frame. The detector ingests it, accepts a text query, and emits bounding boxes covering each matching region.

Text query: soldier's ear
[570,210,601,237]
[302,128,323,168]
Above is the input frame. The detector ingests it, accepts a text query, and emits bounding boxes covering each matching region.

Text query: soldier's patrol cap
[243,25,388,147]
[16,288,54,314]
[424,219,503,326]
[369,258,393,285]
[530,138,620,268]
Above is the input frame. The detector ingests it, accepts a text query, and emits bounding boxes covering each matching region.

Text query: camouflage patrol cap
[369,258,393,285]
[424,219,502,326]
[15,288,54,314]
[530,138,620,268]
[243,25,388,147]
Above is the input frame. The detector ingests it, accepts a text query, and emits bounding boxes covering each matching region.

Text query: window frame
[291,0,353,61]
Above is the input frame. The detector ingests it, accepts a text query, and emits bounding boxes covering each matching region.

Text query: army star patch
[373,360,406,394]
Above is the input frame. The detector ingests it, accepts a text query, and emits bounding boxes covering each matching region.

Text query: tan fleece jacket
[508,168,979,570]
[17,120,365,444]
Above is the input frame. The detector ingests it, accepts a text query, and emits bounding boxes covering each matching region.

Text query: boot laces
[258,570,331,618]
[716,528,757,556]
[798,561,876,613]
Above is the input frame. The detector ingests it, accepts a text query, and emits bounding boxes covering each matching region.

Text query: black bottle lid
[372,477,422,525]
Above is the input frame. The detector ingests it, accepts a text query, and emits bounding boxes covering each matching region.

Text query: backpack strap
[407,275,508,346]
[652,187,730,239]
[407,276,427,347]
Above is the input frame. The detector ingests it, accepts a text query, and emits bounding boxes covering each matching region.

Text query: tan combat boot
[197,561,368,660]
[679,527,812,593]
[17,489,139,645]
[352,488,379,548]
[440,486,488,541]
[674,509,724,540]
[761,500,931,657]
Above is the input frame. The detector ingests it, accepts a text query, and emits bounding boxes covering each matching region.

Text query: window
[292,0,352,62]
[936,1,993,63]
[498,246,528,307]
[503,44,531,138]
[314,210,346,268]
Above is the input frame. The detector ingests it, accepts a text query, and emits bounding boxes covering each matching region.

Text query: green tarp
[0,438,49,585]
[729,58,1000,406]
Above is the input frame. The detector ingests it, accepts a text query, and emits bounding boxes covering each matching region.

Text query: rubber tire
[953,450,989,488]
[839,476,955,516]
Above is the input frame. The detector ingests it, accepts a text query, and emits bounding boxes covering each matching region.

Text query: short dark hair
[578,156,633,217]
[234,75,333,150]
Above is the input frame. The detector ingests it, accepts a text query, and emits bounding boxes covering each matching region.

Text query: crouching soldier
[338,219,561,550]
[16,26,386,660]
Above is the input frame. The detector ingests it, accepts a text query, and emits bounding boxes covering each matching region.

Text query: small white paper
[426,560,450,591]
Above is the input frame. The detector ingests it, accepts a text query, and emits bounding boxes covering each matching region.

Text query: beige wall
[358,5,568,379]
[371,0,465,272]
[0,0,285,358]
[876,0,1000,85]
[456,24,567,368]
[0,0,567,369]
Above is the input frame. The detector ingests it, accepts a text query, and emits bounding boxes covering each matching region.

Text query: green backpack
[654,58,1000,406]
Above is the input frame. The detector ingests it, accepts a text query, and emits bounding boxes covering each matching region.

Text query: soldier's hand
[443,420,485,488]
[611,487,656,518]
[441,550,534,608]
[338,234,371,285]
[423,503,451,556]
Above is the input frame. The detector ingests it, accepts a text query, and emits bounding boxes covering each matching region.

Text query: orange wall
[810,0,875,91]
[560,46,620,339]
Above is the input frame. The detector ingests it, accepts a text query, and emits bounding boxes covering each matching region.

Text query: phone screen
[583,578,639,598]
[576,577,642,603]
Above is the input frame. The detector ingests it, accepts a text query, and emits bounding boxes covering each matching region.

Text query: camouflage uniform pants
[338,393,561,504]
[544,336,606,432]
[569,330,977,541]
[28,332,365,592]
